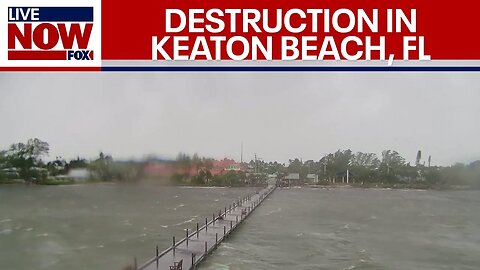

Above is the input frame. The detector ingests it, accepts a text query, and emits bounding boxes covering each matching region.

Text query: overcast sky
[0,72,479,166]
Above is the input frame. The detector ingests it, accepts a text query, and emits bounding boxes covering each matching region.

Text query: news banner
[1,0,479,71]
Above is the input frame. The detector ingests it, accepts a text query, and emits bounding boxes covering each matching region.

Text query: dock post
[224,225,226,236]
[186,229,189,247]
[204,241,207,254]
[134,257,137,270]
[213,213,215,225]
[196,223,199,238]
[225,207,227,214]
[156,245,159,266]
[205,218,208,232]
[236,215,238,224]
[215,233,218,246]
[173,236,176,256]
[230,220,233,230]
[192,253,196,270]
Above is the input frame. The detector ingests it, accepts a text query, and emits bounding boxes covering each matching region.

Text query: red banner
[103,0,480,61]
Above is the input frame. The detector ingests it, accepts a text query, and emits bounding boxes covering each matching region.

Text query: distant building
[2,167,19,179]
[143,158,245,180]
[306,174,318,183]
[284,173,301,186]
[211,159,245,176]
[143,161,177,178]
[67,168,90,181]
[266,174,278,186]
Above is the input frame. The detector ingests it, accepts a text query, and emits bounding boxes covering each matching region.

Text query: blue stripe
[8,7,93,22]
[101,66,480,72]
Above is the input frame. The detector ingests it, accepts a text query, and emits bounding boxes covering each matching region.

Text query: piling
[135,185,276,270]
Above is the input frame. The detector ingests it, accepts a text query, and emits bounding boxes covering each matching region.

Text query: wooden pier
[134,185,276,270]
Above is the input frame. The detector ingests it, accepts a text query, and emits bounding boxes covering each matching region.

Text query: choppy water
[2,185,480,270]
[200,187,480,270]
[0,184,256,270]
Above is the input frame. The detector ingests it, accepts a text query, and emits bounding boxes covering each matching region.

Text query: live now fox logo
[0,0,102,71]
[8,7,94,61]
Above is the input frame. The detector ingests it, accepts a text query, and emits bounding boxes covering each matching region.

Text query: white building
[67,168,90,181]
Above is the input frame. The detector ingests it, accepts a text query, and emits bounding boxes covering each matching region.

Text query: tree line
[1,139,479,188]
[171,153,264,186]
[0,138,142,184]
[252,149,480,189]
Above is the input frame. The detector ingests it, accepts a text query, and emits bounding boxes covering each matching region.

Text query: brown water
[0,183,256,270]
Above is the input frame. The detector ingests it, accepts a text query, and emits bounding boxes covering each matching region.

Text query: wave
[204,263,230,270]
[265,207,282,216]
[179,186,228,189]
[0,229,13,235]
[121,220,132,226]
[173,218,195,226]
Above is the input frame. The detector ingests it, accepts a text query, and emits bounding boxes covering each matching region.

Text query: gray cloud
[0,72,479,166]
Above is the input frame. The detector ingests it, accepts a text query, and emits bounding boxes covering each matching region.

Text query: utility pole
[346,169,349,184]
[241,142,243,164]
[322,154,328,182]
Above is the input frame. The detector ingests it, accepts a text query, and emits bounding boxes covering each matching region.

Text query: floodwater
[0,184,256,270]
[1,185,480,270]
[201,187,480,270]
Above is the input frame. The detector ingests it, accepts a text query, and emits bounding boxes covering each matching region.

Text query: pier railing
[134,185,276,270]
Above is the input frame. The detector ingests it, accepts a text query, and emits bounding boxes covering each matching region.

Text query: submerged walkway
[134,185,276,270]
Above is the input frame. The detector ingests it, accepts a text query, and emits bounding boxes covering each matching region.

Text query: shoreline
[301,183,475,191]
[0,180,475,191]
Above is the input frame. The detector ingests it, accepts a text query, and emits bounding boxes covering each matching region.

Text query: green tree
[46,157,67,176]
[322,150,353,181]
[5,138,49,182]
[68,157,88,169]
[350,152,380,183]
[192,153,202,174]
[0,151,7,181]
[192,169,210,185]
[176,153,192,180]
[89,152,114,181]
[379,150,405,183]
